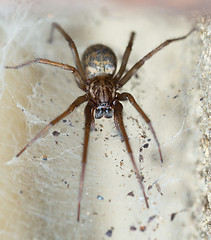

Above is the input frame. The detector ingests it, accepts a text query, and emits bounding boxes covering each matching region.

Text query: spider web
[0,1,209,240]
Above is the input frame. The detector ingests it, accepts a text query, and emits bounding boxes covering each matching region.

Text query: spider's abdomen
[82,44,117,80]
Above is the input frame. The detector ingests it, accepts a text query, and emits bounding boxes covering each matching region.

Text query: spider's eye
[95,108,103,119]
[104,108,113,118]
[95,107,113,119]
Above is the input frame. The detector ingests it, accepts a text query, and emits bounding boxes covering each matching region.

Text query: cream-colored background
[0,1,208,240]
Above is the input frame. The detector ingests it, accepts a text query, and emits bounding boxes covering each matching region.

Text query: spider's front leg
[113,100,149,208]
[16,94,88,157]
[77,101,94,222]
[117,92,163,163]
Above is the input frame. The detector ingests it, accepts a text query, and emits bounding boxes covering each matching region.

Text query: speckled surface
[0,1,207,240]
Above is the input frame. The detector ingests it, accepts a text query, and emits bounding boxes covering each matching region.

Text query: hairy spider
[6,23,194,221]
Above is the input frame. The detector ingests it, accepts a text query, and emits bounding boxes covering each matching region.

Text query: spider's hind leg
[48,22,86,81]
[116,28,195,89]
[113,31,135,83]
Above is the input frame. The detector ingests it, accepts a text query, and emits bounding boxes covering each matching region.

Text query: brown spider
[6,23,194,222]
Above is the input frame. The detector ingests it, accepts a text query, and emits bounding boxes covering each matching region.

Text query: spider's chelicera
[6,23,194,222]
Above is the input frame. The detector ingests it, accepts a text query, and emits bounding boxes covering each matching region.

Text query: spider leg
[117,28,195,89]
[77,101,93,222]
[113,32,135,83]
[91,108,96,131]
[117,92,163,163]
[48,22,87,82]
[113,100,149,208]
[5,58,86,90]
[16,94,88,157]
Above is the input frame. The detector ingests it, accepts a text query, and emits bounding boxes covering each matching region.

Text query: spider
[6,23,194,221]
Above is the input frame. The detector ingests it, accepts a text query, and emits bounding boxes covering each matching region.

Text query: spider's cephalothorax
[6,22,194,222]
[89,78,116,119]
